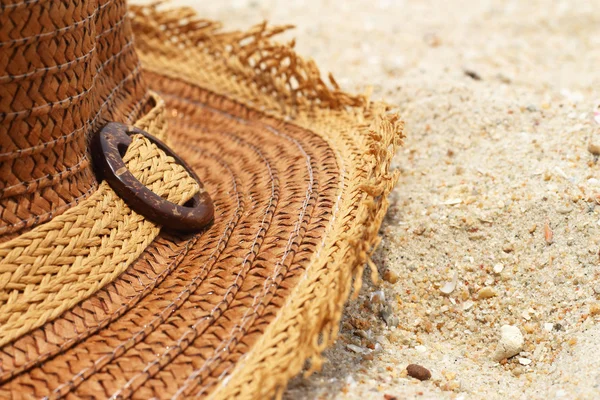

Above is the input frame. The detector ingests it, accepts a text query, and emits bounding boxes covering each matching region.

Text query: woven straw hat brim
[0,3,403,400]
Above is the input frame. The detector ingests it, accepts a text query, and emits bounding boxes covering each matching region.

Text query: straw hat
[0,1,403,398]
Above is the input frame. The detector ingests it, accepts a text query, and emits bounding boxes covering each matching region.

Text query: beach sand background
[132,1,600,398]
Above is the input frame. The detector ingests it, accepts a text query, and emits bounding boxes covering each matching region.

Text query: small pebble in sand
[383,269,399,284]
[518,357,532,366]
[523,323,536,334]
[413,224,427,235]
[544,222,553,245]
[557,206,572,214]
[373,342,383,353]
[355,329,370,339]
[553,323,564,331]
[588,141,600,156]
[415,345,427,353]
[478,287,497,299]
[493,263,504,274]
[380,304,399,327]
[464,69,481,81]
[493,325,524,361]
[590,303,600,316]
[544,323,554,332]
[406,364,432,381]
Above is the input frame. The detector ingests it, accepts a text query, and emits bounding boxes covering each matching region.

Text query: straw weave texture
[0,0,148,241]
[0,2,403,399]
[0,123,199,347]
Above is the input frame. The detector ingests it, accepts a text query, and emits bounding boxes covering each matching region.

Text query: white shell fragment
[347,344,370,355]
[462,300,474,311]
[440,271,459,294]
[370,290,385,304]
[415,345,427,353]
[518,357,532,366]
[493,325,524,361]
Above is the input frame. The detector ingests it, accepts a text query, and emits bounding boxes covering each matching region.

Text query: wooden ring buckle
[92,122,214,232]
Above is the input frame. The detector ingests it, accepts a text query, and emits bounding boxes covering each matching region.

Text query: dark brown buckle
[91,122,214,232]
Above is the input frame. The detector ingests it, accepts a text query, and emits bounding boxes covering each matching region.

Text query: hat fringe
[129,4,404,398]
[130,2,371,113]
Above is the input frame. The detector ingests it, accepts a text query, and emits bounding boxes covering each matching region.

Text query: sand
[133,1,600,398]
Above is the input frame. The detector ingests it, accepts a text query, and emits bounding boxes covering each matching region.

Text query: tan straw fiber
[0,1,403,399]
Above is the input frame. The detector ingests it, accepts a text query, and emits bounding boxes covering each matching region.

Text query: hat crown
[0,0,147,242]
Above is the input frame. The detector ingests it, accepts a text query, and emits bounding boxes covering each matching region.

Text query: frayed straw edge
[130,2,370,114]
[263,115,403,400]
